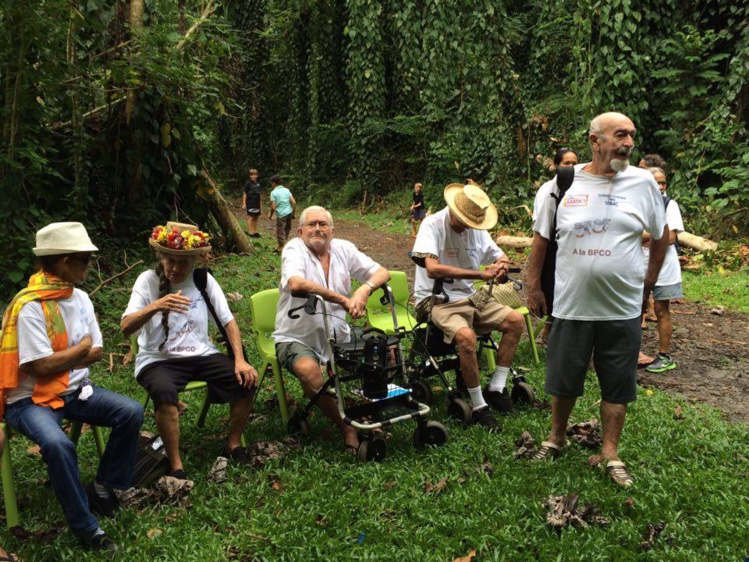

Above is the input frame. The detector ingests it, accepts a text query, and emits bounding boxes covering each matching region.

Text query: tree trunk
[200,169,253,253]
[494,233,718,252]
[677,232,718,252]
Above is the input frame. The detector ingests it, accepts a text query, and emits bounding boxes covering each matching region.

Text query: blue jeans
[5,386,143,537]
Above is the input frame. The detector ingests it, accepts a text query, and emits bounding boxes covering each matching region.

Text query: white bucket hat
[33,222,99,256]
[444,183,498,230]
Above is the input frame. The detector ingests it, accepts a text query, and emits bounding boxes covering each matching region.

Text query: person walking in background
[241,168,262,238]
[410,182,426,237]
[642,167,684,373]
[269,175,297,254]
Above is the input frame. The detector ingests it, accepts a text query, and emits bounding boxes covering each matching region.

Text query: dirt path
[250,210,749,423]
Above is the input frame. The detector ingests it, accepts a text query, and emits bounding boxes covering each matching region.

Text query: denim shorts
[653,282,683,301]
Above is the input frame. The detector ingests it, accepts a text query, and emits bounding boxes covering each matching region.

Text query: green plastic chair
[249,288,289,424]
[1,419,105,528]
[131,335,246,446]
[473,270,540,365]
[365,271,418,335]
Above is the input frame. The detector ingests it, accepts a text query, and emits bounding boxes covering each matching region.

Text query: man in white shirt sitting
[410,183,526,432]
[273,206,390,454]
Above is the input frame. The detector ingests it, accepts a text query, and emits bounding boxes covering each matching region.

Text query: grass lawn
[682,268,749,314]
[3,239,748,561]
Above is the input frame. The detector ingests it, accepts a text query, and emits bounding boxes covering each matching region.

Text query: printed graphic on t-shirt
[564,195,588,207]
[574,218,611,238]
[446,248,459,259]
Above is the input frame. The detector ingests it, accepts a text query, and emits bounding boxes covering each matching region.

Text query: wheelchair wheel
[357,435,388,462]
[447,397,472,426]
[413,421,448,450]
[287,412,311,436]
[409,380,433,404]
[511,381,535,405]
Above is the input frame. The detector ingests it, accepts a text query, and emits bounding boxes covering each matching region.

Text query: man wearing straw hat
[411,183,526,431]
[0,222,143,554]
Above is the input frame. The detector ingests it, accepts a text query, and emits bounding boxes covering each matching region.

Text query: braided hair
[155,259,171,352]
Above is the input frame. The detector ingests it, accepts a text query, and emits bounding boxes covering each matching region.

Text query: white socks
[467,386,488,411]
[489,366,510,393]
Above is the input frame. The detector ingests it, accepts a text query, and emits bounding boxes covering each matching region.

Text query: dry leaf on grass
[567,419,602,449]
[452,550,477,562]
[545,493,609,529]
[513,430,536,459]
[425,476,448,495]
[251,437,301,468]
[640,521,667,551]
[117,476,194,509]
[207,456,228,484]
[122,350,132,366]
[26,445,41,456]
[10,525,63,542]
[269,474,283,492]
[673,406,684,420]
[147,528,163,538]
[479,454,493,477]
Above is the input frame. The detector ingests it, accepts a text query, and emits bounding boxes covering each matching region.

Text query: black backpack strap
[193,268,238,360]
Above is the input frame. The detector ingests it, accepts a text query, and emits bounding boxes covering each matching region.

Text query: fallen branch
[89,260,144,297]
[48,97,126,131]
[495,231,718,252]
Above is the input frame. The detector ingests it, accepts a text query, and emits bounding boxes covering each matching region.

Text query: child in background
[242,168,262,238]
[410,182,425,237]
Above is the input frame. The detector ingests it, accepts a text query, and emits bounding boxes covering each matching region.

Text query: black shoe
[224,445,252,465]
[167,468,187,480]
[253,233,261,238]
[84,482,120,518]
[82,531,118,555]
[472,406,501,432]
[484,386,515,415]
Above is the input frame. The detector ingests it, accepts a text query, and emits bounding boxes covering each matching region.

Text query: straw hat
[149,221,212,255]
[33,222,99,256]
[443,183,498,230]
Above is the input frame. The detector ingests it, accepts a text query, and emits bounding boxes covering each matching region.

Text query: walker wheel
[447,397,472,426]
[511,381,535,405]
[413,421,448,450]
[357,436,387,462]
[287,413,311,436]
[409,380,433,404]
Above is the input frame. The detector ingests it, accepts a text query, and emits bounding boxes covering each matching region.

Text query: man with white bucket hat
[411,183,525,432]
[0,222,143,554]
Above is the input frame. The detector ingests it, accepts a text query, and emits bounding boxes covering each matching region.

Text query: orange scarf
[0,271,73,417]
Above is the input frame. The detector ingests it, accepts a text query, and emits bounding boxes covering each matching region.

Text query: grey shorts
[653,282,683,301]
[545,317,641,404]
[276,341,322,373]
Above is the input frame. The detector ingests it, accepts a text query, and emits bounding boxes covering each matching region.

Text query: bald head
[587,112,636,175]
[589,112,634,137]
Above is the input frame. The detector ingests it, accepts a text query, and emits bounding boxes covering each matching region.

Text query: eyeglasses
[303,221,331,230]
[70,254,93,265]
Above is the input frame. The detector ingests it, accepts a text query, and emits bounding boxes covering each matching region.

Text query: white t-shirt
[534,164,667,321]
[656,198,684,287]
[9,289,103,404]
[412,207,505,303]
[273,237,381,362]
[122,270,234,376]
[532,182,553,221]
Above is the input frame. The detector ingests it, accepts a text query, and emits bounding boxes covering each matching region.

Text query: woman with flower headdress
[121,222,258,479]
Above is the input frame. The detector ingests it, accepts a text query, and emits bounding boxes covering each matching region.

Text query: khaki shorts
[431,298,513,344]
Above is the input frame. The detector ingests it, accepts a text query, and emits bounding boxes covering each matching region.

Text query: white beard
[610,158,629,172]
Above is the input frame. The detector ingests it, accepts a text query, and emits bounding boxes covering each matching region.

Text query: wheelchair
[404,276,535,425]
[285,288,448,462]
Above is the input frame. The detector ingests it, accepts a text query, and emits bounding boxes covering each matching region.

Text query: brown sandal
[530,440,562,462]
[606,460,634,487]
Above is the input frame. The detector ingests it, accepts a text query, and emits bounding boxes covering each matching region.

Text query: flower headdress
[149,222,212,255]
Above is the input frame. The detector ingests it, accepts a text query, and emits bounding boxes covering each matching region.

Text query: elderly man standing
[273,206,390,454]
[411,183,526,432]
[526,112,669,487]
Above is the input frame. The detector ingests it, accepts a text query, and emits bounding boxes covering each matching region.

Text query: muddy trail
[248,210,749,423]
